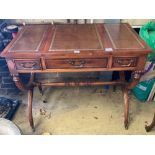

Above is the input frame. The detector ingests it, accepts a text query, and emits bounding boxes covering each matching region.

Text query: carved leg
[145,113,155,132]
[7,60,36,130]
[13,74,35,130]
[123,87,129,129]
[28,88,35,131]
[126,70,144,129]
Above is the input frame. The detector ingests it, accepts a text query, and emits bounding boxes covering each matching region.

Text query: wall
[7,19,154,26]
[121,19,154,26]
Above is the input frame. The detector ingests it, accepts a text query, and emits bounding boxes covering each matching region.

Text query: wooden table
[0,23,152,131]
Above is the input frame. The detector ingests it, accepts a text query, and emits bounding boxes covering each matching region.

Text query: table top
[1,23,151,58]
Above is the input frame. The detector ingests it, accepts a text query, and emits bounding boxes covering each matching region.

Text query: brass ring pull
[20,62,37,69]
[68,60,86,67]
[117,59,134,67]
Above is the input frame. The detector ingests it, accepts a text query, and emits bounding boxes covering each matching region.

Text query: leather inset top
[49,24,103,51]
[10,25,48,52]
[104,24,144,49]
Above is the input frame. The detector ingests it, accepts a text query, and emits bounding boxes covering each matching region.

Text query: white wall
[7,19,155,26]
[121,19,155,26]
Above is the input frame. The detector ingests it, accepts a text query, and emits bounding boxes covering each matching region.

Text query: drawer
[45,58,108,69]
[112,57,137,68]
[14,59,41,70]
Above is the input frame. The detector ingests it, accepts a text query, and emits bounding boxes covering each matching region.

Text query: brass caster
[145,125,151,132]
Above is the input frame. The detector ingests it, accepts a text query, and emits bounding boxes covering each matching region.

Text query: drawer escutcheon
[20,62,37,69]
[67,60,86,67]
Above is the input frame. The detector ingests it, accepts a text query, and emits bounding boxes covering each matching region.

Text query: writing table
[1,23,152,131]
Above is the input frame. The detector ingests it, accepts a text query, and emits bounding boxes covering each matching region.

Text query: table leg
[119,71,129,129]
[28,88,35,131]
[122,70,142,129]
[145,113,155,132]
[123,87,129,129]
[12,74,35,130]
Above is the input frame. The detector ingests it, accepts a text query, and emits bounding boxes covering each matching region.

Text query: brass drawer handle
[20,62,37,69]
[68,60,86,67]
[117,59,134,67]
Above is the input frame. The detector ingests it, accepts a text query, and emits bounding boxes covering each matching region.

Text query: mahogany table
[0,23,152,131]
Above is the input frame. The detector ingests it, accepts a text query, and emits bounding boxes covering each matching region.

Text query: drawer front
[14,59,41,70]
[46,58,108,69]
[112,57,137,68]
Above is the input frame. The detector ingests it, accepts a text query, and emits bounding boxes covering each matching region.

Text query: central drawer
[45,58,108,69]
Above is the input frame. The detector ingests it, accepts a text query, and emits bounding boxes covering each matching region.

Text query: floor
[6,85,154,135]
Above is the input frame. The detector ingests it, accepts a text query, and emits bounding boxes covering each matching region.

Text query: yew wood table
[0,23,152,131]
